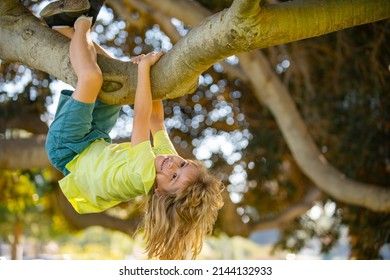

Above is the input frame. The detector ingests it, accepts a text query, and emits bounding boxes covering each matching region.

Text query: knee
[78,67,103,88]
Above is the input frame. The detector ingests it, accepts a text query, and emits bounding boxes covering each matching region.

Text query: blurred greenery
[6,226,279,260]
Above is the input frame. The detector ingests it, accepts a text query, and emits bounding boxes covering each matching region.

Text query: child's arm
[150,100,166,136]
[131,51,164,147]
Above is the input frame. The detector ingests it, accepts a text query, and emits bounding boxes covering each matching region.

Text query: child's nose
[167,158,178,169]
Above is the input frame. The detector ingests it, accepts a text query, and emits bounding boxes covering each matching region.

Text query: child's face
[154,155,199,195]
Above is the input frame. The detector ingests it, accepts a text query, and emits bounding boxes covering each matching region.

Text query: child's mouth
[161,157,169,171]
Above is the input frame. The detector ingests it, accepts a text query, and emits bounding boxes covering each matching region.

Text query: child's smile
[155,155,200,194]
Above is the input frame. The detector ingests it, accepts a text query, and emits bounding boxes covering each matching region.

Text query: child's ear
[154,186,162,196]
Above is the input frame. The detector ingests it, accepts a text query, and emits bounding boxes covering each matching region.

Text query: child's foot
[86,0,106,26]
[40,0,90,28]
[74,15,93,31]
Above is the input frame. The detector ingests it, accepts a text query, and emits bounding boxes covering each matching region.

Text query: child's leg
[53,24,119,137]
[55,27,115,58]
[69,20,120,135]
[70,17,103,103]
[54,27,74,39]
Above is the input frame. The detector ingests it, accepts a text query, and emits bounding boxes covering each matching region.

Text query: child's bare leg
[54,27,115,58]
[70,17,103,103]
[54,27,74,39]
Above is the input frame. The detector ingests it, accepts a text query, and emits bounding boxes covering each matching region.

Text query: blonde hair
[142,160,224,259]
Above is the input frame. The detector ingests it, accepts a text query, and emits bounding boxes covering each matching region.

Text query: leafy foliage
[265,20,390,258]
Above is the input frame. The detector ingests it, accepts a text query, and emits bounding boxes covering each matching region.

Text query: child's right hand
[131,51,164,67]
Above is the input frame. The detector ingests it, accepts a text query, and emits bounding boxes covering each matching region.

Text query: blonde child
[42,0,224,259]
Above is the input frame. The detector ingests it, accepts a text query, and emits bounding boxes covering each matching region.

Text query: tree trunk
[11,222,22,260]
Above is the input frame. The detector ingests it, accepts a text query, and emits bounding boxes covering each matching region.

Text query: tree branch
[54,187,140,235]
[1,0,388,104]
[250,188,322,231]
[0,134,194,170]
[238,50,390,212]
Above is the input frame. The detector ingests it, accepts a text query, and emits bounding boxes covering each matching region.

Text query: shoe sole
[40,0,91,27]
[40,0,90,18]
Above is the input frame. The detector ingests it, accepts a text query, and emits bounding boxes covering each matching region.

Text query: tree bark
[0,97,47,134]
[11,222,22,260]
[0,0,388,104]
[251,188,322,231]
[54,187,141,235]
[0,133,196,169]
[238,51,390,212]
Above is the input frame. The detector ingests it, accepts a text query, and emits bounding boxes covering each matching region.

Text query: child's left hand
[130,54,145,64]
[131,51,164,66]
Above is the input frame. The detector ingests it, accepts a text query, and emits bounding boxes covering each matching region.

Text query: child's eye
[180,162,186,167]
[172,173,177,180]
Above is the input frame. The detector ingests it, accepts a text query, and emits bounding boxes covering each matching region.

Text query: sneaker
[40,0,91,28]
[86,0,106,26]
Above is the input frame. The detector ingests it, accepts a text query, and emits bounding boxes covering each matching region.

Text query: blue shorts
[45,90,121,175]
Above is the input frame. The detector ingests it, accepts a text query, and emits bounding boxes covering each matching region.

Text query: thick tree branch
[0,135,194,170]
[0,95,47,134]
[0,0,388,104]
[250,188,322,231]
[141,0,249,82]
[238,50,390,212]
[0,136,49,169]
[54,187,140,235]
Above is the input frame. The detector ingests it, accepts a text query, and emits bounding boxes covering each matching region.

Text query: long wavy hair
[142,160,224,259]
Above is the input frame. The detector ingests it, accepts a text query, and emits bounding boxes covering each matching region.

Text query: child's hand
[131,51,164,67]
